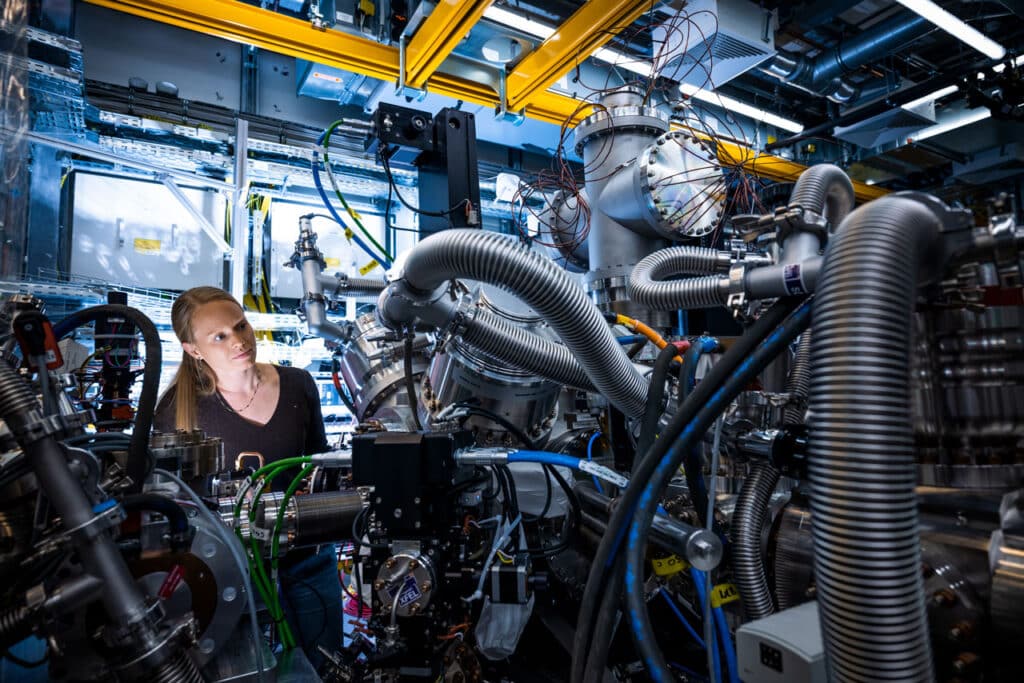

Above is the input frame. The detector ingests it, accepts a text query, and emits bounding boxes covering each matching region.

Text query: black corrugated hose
[570,296,806,683]
[53,305,162,493]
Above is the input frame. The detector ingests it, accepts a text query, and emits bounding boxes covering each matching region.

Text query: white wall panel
[70,173,226,290]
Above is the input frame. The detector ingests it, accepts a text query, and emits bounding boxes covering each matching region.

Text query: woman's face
[180,299,257,376]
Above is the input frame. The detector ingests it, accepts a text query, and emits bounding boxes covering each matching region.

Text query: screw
[394,508,403,518]
[409,602,421,615]
[385,557,397,569]
[373,580,385,591]
[421,581,432,592]
[408,559,419,569]
[413,497,421,505]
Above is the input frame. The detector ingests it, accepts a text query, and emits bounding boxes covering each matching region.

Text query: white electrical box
[736,601,827,683]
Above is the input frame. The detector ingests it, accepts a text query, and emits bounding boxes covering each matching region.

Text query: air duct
[762,11,932,103]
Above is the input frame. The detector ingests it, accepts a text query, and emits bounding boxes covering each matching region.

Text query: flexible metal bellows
[461,308,596,392]
[628,246,727,310]
[398,230,648,417]
[808,196,942,682]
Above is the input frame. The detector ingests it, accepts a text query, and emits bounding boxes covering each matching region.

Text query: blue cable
[586,432,604,493]
[508,451,582,470]
[658,588,705,648]
[312,134,391,268]
[713,604,739,683]
[615,334,646,345]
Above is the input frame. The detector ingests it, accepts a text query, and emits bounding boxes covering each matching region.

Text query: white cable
[465,514,521,603]
[702,417,724,683]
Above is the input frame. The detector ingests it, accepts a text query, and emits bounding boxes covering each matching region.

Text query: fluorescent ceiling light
[910,107,991,141]
[993,53,1024,73]
[485,7,803,134]
[483,6,553,39]
[592,46,651,76]
[893,0,1006,60]
[902,84,959,110]
[681,84,804,133]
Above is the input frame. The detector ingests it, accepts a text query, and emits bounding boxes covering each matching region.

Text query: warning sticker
[325,257,341,267]
[711,583,740,608]
[134,238,161,254]
[358,260,380,275]
[652,554,689,577]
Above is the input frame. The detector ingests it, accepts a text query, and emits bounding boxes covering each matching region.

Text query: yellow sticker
[325,257,341,267]
[652,554,689,577]
[133,238,161,254]
[346,206,362,221]
[358,260,379,275]
[343,228,354,241]
[711,583,740,608]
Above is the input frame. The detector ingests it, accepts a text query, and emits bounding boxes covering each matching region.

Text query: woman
[154,286,342,670]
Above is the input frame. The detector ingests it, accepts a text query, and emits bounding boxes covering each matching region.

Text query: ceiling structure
[74,0,1024,203]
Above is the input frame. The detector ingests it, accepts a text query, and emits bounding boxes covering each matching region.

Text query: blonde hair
[160,286,243,431]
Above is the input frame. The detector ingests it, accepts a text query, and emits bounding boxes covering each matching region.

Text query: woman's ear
[181,342,200,360]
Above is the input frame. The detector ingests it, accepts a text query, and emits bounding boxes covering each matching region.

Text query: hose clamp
[435,294,476,354]
[7,410,91,447]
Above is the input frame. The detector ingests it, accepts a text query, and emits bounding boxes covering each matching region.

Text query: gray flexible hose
[731,333,810,622]
[628,247,729,310]
[318,273,387,297]
[783,332,813,425]
[731,462,780,621]
[788,163,855,226]
[461,308,596,392]
[808,196,942,682]
[391,230,649,417]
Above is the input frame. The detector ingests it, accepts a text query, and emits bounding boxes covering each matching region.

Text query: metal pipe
[576,486,722,571]
[807,195,947,681]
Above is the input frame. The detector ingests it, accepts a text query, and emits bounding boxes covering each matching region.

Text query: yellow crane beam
[82,0,885,201]
[504,0,652,113]
[404,1,493,91]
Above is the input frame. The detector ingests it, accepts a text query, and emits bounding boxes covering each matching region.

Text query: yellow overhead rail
[504,0,652,113]
[404,0,494,91]
[83,0,885,201]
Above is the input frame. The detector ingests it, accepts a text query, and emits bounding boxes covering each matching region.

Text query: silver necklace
[220,369,261,414]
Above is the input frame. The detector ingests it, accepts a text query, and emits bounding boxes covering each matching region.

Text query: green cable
[323,120,394,262]
[239,460,313,650]
[270,464,317,577]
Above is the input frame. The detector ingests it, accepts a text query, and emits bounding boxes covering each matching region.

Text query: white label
[577,460,630,489]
